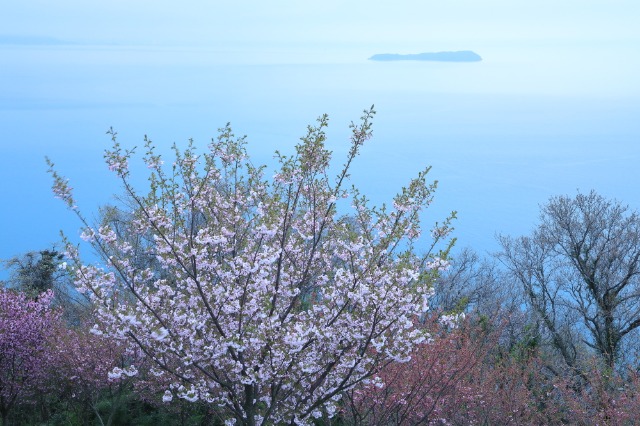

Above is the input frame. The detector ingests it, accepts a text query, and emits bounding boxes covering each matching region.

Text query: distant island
[369,51,482,62]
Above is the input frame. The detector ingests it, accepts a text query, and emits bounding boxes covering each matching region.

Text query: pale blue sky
[2,1,639,46]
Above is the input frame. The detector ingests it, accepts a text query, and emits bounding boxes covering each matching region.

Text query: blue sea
[1,42,639,274]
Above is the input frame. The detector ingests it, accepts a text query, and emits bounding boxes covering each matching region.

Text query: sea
[1,41,639,276]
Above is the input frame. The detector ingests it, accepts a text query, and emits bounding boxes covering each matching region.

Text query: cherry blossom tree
[48,108,455,425]
[0,289,59,426]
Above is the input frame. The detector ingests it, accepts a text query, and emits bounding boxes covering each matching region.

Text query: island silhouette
[369,51,482,62]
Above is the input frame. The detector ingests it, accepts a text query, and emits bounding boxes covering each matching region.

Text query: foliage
[47,108,455,425]
[3,250,63,296]
[2,249,88,324]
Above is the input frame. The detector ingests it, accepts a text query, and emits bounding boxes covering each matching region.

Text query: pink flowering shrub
[446,355,563,425]
[344,316,489,425]
[454,355,640,425]
[0,289,59,425]
[346,315,568,425]
[553,362,640,425]
[48,318,146,425]
[48,109,455,425]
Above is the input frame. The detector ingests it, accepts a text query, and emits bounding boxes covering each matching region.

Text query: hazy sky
[2,1,639,46]
[4,0,640,98]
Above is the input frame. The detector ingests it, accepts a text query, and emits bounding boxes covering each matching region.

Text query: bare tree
[435,247,540,360]
[433,247,503,313]
[498,191,640,370]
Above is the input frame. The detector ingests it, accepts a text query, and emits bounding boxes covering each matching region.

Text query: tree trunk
[244,384,256,426]
[1,408,11,426]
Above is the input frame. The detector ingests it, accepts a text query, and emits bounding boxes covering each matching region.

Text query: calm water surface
[1,43,639,272]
